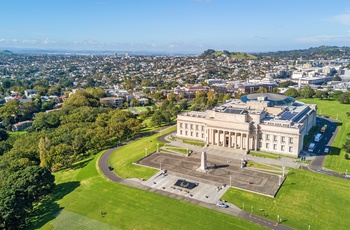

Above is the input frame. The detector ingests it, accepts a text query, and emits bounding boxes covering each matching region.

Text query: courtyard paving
[137,151,283,198]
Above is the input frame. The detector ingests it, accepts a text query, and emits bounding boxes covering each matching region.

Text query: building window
[289,137,293,144]
[258,142,262,148]
[185,124,188,129]
[281,145,285,151]
[196,132,199,137]
[196,125,198,130]
[202,126,205,131]
[185,131,188,136]
[190,124,193,129]
[289,146,293,152]
[273,135,277,142]
[258,133,262,139]
[273,144,277,150]
[266,134,270,140]
[180,130,182,135]
[191,132,193,136]
[180,123,183,128]
[202,133,204,138]
[281,136,285,143]
[266,143,270,149]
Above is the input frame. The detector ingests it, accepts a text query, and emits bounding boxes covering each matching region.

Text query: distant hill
[257,46,350,59]
[0,50,13,55]
[199,49,257,60]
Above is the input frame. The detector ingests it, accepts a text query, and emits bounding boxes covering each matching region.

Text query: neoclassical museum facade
[176,93,316,157]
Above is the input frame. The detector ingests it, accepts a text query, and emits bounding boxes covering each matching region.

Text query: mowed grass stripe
[222,169,350,230]
[38,151,264,230]
[51,210,120,230]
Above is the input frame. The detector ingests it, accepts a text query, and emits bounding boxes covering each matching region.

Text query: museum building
[176,93,316,157]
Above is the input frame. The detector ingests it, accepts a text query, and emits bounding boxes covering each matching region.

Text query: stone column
[246,133,249,150]
[200,151,207,171]
[228,132,232,148]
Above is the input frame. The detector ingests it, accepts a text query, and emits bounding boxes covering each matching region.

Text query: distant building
[100,97,124,107]
[12,120,33,132]
[24,89,38,98]
[237,78,277,94]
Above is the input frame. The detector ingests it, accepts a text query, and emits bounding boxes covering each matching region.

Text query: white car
[324,147,330,154]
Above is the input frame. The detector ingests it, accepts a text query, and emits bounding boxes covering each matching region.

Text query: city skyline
[1,0,350,53]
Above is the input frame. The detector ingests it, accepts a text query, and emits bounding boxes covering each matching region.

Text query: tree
[0,128,9,141]
[314,90,328,99]
[62,90,100,110]
[332,90,343,100]
[151,110,164,127]
[299,85,314,98]
[85,87,107,99]
[179,99,188,111]
[338,91,350,104]
[256,87,268,93]
[38,137,52,169]
[284,88,299,98]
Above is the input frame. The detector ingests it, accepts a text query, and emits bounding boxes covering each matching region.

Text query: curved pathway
[98,129,293,230]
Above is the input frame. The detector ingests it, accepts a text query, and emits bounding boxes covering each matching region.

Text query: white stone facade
[177,94,316,157]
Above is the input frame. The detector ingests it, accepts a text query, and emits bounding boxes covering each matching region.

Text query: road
[98,131,293,230]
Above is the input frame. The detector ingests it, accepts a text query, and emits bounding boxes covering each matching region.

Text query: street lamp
[229,174,232,187]
[282,166,285,177]
[145,148,148,156]
[279,175,283,186]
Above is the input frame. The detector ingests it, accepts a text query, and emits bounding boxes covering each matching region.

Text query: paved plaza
[137,151,283,198]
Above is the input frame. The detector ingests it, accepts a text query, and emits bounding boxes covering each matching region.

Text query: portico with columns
[206,128,256,151]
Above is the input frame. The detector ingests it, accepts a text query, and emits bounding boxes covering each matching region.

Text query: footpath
[98,129,293,230]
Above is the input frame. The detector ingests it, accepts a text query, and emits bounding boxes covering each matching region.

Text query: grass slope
[109,126,177,179]
[32,152,264,230]
[213,51,257,60]
[300,98,350,172]
[222,169,350,230]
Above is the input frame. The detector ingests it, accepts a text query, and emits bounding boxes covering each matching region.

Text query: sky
[1,0,350,53]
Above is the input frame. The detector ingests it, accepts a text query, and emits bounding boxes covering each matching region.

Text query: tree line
[0,89,143,229]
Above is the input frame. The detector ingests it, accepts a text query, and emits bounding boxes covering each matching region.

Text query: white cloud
[330,14,350,25]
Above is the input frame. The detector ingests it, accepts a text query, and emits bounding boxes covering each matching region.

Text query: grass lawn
[162,144,189,155]
[29,151,264,230]
[8,131,27,135]
[246,162,280,171]
[300,98,350,172]
[129,106,152,113]
[110,126,176,179]
[178,138,206,147]
[222,169,350,230]
[249,151,279,160]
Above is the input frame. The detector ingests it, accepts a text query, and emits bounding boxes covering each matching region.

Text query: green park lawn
[30,151,264,230]
[222,169,350,230]
[300,98,350,172]
[109,125,176,179]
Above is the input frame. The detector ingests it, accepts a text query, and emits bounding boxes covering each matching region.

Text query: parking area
[137,152,283,199]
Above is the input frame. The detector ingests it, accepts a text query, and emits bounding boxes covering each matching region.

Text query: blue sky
[1,0,350,53]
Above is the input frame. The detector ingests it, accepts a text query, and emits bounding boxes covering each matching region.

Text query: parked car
[216,201,229,208]
[324,147,330,154]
